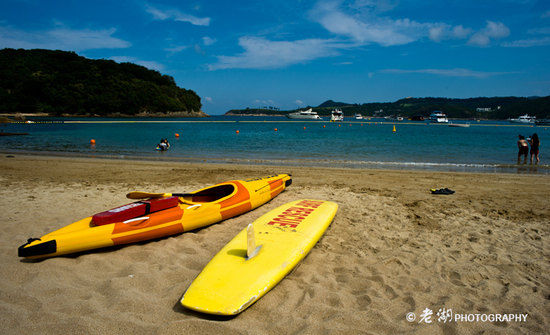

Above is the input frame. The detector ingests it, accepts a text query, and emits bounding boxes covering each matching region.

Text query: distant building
[476,107,492,112]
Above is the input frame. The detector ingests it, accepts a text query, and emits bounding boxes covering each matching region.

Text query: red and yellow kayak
[18,174,292,259]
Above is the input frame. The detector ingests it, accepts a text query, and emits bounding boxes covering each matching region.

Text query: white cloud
[381,68,515,78]
[452,25,473,39]
[208,1,506,71]
[0,24,130,51]
[311,0,472,46]
[502,37,550,47]
[109,56,165,71]
[205,96,213,103]
[429,24,473,42]
[484,21,510,38]
[164,45,189,53]
[146,4,210,26]
[468,21,510,46]
[428,25,447,42]
[527,27,550,35]
[202,36,216,46]
[194,44,204,54]
[254,99,275,105]
[351,0,399,13]
[295,99,304,106]
[311,1,425,46]
[209,36,345,70]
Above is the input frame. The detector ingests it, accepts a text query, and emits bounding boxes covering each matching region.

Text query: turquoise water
[1,116,548,173]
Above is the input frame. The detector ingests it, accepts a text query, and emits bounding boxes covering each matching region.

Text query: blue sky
[1,0,549,114]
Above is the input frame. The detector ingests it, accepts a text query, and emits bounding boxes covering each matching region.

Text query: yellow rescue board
[181,199,338,315]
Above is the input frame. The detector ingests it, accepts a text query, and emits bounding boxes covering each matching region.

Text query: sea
[1,115,548,174]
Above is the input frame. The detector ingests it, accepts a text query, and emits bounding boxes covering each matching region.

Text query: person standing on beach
[517,135,529,164]
[529,133,540,164]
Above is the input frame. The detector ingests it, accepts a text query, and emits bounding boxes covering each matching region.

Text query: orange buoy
[175,133,180,138]
[323,125,326,128]
[361,123,363,126]
[236,130,240,134]
[392,125,396,133]
[338,124,341,127]
[90,139,96,144]
[274,128,278,131]
[303,126,306,130]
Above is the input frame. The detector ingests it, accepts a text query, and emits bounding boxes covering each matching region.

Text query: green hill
[317,100,351,108]
[0,48,204,116]
[227,97,550,119]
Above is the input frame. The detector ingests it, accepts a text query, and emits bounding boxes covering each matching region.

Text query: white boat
[330,109,344,122]
[385,115,404,122]
[429,111,449,123]
[509,114,536,124]
[286,108,322,120]
[354,113,363,120]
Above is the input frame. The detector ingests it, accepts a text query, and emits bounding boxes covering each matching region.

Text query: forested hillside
[227,96,550,119]
[0,49,203,116]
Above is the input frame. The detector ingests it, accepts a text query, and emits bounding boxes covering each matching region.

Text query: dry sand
[0,155,548,334]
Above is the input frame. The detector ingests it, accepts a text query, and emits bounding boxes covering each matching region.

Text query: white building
[476,107,492,112]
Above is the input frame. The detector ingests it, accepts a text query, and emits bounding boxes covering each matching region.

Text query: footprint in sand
[449,271,464,286]
[327,294,343,308]
[383,284,399,300]
[182,247,197,255]
[355,294,372,310]
[402,295,416,310]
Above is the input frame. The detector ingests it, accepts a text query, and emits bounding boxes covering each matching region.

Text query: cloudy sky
[1,0,549,114]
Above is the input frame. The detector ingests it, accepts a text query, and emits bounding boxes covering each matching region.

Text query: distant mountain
[317,100,352,108]
[227,96,550,119]
[0,48,205,117]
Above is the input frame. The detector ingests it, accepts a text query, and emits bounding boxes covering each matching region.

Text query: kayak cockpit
[182,184,236,203]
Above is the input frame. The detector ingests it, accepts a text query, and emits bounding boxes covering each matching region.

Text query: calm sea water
[1,116,548,173]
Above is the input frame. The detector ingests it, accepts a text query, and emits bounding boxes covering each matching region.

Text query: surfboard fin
[246,224,261,260]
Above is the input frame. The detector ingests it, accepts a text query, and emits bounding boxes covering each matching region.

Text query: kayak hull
[18,174,291,259]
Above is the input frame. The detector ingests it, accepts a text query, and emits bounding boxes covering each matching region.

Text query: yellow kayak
[18,174,292,259]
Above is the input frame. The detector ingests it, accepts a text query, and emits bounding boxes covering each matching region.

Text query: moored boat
[286,109,322,120]
[429,111,449,123]
[330,109,344,122]
[385,115,404,121]
[509,114,536,124]
[18,174,292,259]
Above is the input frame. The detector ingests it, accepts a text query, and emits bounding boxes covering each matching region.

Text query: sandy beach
[0,155,548,334]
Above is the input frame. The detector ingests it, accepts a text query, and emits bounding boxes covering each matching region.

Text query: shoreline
[2,113,547,123]
[0,111,209,118]
[1,150,548,175]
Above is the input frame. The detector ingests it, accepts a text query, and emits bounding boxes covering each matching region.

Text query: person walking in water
[529,133,540,165]
[517,135,529,164]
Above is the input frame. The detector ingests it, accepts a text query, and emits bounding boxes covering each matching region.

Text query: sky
[1,0,549,114]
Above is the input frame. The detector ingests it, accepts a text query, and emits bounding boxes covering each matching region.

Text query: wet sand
[0,155,548,334]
